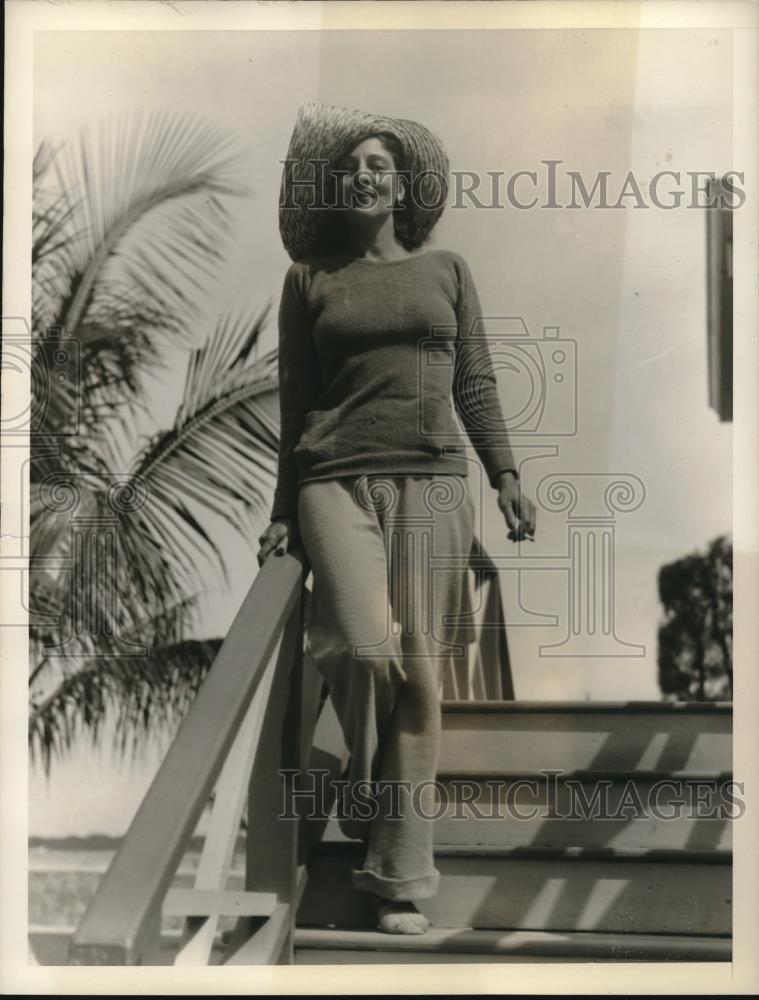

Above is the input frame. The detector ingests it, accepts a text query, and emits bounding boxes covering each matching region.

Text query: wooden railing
[67,536,513,965]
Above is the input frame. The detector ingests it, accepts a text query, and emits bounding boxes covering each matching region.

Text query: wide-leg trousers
[297,472,476,901]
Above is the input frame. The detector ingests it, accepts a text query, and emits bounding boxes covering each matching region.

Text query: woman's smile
[334,136,404,215]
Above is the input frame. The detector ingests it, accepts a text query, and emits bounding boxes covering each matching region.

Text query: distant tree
[657,534,732,701]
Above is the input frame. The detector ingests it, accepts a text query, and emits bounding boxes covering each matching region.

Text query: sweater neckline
[350,250,435,265]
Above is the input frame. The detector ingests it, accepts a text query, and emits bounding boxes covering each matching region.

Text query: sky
[30,25,734,836]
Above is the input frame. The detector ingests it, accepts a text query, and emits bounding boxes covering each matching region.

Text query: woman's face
[332,136,406,219]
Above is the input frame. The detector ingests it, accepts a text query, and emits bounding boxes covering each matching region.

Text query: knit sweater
[270,248,518,521]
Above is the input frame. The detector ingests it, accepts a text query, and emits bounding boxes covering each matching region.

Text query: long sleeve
[270,263,322,520]
[451,255,519,487]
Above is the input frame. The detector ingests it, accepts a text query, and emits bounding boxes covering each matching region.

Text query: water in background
[29,842,246,931]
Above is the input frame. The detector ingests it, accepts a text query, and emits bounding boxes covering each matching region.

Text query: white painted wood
[164,890,277,919]
[294,949,592,964]
[299,850,731,934]
[174,651,280,966]
[293,926,731,963]
[439,708,732,775]
[223,902,293,965]
[68,550,307,965]
[319,775,733,852]
[32,925,730,967]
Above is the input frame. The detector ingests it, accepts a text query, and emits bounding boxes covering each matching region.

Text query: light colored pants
[297,472,476,901]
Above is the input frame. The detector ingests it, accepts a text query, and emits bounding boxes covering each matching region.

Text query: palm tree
[29,111,281,773]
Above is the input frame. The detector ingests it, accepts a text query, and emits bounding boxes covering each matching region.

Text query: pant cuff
[351,864,440,901]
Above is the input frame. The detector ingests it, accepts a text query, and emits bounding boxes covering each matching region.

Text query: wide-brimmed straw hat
[278,101,450,262]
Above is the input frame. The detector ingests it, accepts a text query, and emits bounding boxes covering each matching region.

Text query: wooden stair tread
[297,701,735,945]
[434,768,734,780]
[28,923,732,967]
[320,816,732,855]
[293,949,600,964]
[313,839,732,863]
[293,926,732,961]
[440,700,733,713]
[436,706,732,775]
[298,853,731,935]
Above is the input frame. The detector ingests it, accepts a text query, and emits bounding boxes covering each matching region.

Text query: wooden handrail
[67,545,309,965]
[66,531,513,965]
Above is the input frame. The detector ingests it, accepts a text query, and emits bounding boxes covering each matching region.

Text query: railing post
[226,548,308,963]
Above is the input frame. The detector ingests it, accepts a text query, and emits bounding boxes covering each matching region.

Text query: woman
[258,102,537,934]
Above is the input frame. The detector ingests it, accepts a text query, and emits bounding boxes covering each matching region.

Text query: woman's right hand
[257,517,300,567]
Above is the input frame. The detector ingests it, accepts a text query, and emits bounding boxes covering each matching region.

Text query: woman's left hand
[496,472,537,543]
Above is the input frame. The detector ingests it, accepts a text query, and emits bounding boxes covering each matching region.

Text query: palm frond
[28,310,278,699]
[50,109,252,338]
[29,588,199,691]
[29,637,222,775]
[33,140,78,276]
[28,113,285,770]
[128,310,280,582]
[32,110,253,447]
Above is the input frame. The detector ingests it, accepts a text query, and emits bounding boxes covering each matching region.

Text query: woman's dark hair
[315,131,426,255]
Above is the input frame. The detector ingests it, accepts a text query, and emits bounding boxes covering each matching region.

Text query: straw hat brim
[279,101,450,262]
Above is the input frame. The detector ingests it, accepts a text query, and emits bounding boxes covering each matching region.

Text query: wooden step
[28,926,227,966]
[31,923,731,967]
[320,773,734,852]
[293,927,731,963]
[297,842,731,935]
[439,701,732,776]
